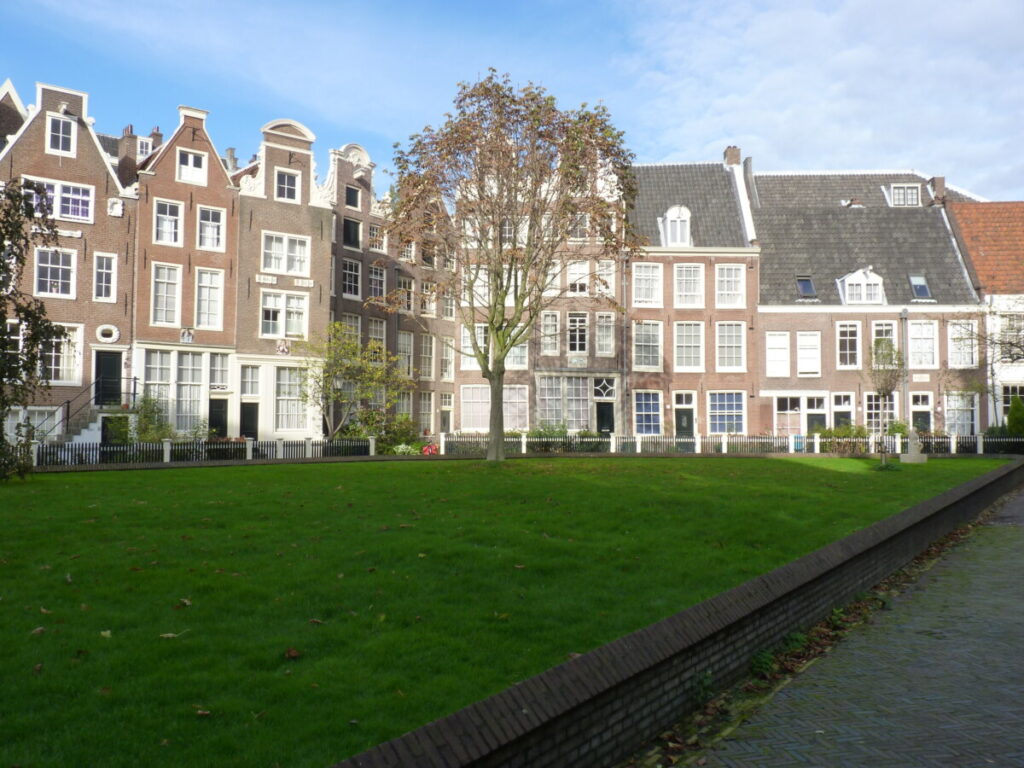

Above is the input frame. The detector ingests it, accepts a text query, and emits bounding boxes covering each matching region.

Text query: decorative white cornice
[239,145,266,198]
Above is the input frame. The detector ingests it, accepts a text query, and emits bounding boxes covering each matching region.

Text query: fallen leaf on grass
[40,607,52,614]
[418,553,428,558]
[513,564,526,569]
[30,626,45,635]
[100,630,112,638]
[308,618,323,625]
[284,647,302,660]
[33,663,43,673]
[159,630,189,639]
[179,598,192,607]
[196,710,211,717]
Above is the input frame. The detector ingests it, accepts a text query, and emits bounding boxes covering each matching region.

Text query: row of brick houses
[2,79,1022,442]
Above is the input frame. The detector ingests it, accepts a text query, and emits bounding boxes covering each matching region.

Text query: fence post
[245,437,254,461]
[439,432,446,455]
[162,438,171,463]
[894,434,901,454]
[368,436,376,456]
[521,433,527,455]
[694,433,701,454]
[609,433,616,453]
[787,434,796,454]
[30,441,39,467]
[275,438,284,459]
[869,434,877,454]
[813,433,821,453]
[721,434,728,454]
[304,437,313,458]
[950,434,957,454]
[636,436,643,454]
[977,434,984,454]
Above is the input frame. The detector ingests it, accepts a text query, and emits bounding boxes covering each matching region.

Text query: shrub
[132,396,176,443]
[1008,396,1024,437]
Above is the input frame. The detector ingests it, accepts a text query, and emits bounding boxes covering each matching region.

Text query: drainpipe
[900,307,911,440]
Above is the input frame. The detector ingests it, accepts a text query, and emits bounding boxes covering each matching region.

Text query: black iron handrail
[31,376,139,441]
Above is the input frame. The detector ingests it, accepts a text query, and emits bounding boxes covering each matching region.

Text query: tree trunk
[486,368,506,462]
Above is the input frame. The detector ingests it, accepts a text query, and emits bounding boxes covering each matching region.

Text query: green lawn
[0,457,1006,767]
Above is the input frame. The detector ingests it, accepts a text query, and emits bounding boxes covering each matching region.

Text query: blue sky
[3,0,1022,199]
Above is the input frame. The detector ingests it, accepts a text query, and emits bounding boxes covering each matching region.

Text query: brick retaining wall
[331,458,1024,768]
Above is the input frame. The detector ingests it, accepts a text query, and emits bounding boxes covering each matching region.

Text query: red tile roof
[948,201,1024,295]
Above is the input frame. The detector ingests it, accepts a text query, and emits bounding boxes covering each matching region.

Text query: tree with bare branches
[385,70,640,460]
[866,337,906,466]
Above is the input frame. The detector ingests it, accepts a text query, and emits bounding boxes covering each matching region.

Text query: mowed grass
[0,457,1006,766]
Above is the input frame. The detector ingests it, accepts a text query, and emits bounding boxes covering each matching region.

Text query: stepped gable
[631,163,748,247]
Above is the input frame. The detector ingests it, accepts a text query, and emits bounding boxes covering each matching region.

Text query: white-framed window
[910,392,933,432]
[137,137,153,159]
[674,263,704,308]
[400,241,415,262]
[177,149,207,185]
[195,268,223,330]
[999,314,1024,362]
[397,331,414,377]
[865,393,897,433]
[342,218,361,249]
[945,392,976,436]
[634,390,662,435]
[948,320,978,368]
[275,367,306,430]
[420,281,437,317]
[368,265,385,298]
[659,205,690,247]
[151,263,181,326]
[596,260,615,297]
[93,252,116,302]
[341,259,361,299]
[340,313,361,341]
[568,213,589,240]
[210,355,227,389]
[395,391,412,418]
[715,264,745,308]
[872,321,897,358]
[507,329,528,370]
[1000,385,1024,422]
[715,322,745,372]
[460,385,528,432]
[765,331,789,377]
[176,352,203,432]
[632,263,662,308]
[708,391,745,434]
[24,177,96,223]
[154,199,183,246]
[345,185,360,209]
[890,184,920,207]
[418,391,433,434]
[596,313,615,357]
[836,321,860,369]
[40,324,82,385]
[567,312,588,354]
[367,317,385,352]
[841,269,885,304]
[197,206,225,251]
[35,248,76,299]
[275,169,299,202]
[440,338,455,381]
[796,331,821,377]
[539,376,590,430]
[908,320,938,369]
[397,276,413,312]
[633,320,663,371]
[909,275,932,300]
[260,291,307,339]
[262,232,310,276]
[540,312,559,356]
[674,321,704,372]
[420,335,435,380]
[442,289,455,319]
[241,365,259,396]
[461,324,488,370]
[368,224,386,252]
[832,393,854,428]
[567,261,589,295]
[143,350,171,415]
[46,113,76,157]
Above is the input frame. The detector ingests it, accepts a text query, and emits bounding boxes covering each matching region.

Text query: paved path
[702,489,1024,768]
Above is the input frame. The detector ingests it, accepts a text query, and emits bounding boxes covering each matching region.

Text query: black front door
[240,403,259,440]
[596,402,615,434]
[675,408,694,437]
[95,351,122,406]
[209,399,228,438]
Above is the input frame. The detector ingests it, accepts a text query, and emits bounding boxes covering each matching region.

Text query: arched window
[658,205,691,247]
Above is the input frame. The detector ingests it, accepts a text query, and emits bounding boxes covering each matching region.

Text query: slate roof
[753,173,978,305]
[631,163,748,248]
[96,132,119,160]
[753,171,980,209]
[947,201,1024,295]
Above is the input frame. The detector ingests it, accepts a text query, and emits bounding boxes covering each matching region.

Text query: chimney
[929,176,946,206]
[225,147,238,172]
[122,124,134,137]
[150,126,163,148]
[723,146,741,165]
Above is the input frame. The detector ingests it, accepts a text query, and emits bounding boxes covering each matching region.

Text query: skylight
[796,276,816,298]
[909,275,932,299]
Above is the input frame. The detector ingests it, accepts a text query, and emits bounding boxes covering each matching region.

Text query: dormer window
[890,184,920,207]
[839,267,885,305]
[137,137,153,160]
[796,276,816,299]
[909,275,932,300]
[658,205,691,247]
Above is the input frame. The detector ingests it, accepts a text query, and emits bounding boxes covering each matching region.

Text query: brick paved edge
[328,458,1024,768]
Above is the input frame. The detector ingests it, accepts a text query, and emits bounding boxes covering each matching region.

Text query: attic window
[658,205,691,247]
[177,149,207,185]
[909,275,932,299]
[137,137,152,159]
[839,267,885,305]
[890,184,920,207]
[46,114,76,158]
[796,277,816,298]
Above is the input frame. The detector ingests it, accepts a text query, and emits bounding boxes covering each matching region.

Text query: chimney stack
[929,176,946,205]
[724,146,741,165]
[150,126,163,148]
[225,147,238,172]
